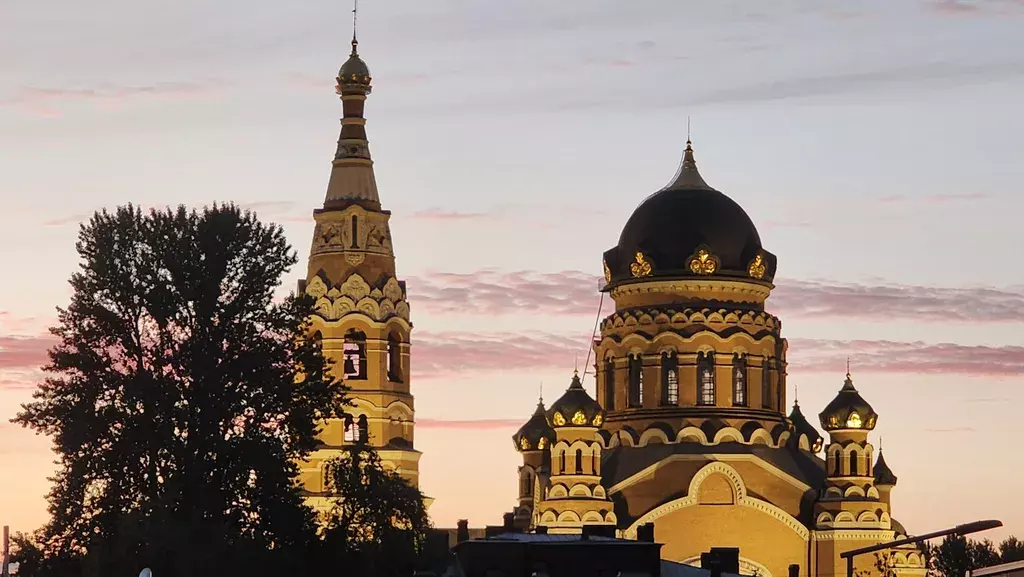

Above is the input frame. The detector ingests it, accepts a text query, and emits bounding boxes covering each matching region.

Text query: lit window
[733,355,747,406]
[761,359,771,409]
[698,352,716,406]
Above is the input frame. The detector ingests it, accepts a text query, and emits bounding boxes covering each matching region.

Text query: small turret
[874,448,898,506]
[788,400,823,454]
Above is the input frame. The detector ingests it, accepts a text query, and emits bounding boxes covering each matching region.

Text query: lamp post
[840,519,1002,577]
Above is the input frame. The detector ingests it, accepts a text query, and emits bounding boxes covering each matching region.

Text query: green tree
[13,204,346,577]
[1000,536,1024,563]
[929,535,1001,577]
[316,445,432,576]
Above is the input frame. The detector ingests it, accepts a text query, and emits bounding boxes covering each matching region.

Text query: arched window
[628,354,643,408]
[604,357,616,410]
[832,452,841,476]
[661,352,679,406]
[343,329,367,380]
[350,214,359,248]
[387,334,403,382]
[761,358,771,409]
[344,414,361,443]
[697,351,716,406]
[733,354,747,407]
[849,451,858,476]
[357,414,369,442]
[592,452,599,476]
[575,449,584,474]
[560,451,566,475]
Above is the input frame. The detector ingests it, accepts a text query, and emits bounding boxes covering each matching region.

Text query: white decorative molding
[622,461,810,540]
[306,273,410,322]
[608,452,812,496]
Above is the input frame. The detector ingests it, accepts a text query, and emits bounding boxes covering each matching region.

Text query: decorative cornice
[610,279,773,305]
[600,306,781,334]
[305,272,410,322]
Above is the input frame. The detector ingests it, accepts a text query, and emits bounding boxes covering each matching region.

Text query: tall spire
[323,1,380,211]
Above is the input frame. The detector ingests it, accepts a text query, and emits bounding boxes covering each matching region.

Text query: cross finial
[687,116,691,143]
[846,357,851,377]
[350,0,359,55]
[539,381,544,403]
[795,384,799,405]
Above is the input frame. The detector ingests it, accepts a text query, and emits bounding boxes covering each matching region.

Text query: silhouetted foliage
[315,445,432,576]
[928,535,1004,577]
[1000,536,1024,563]
[12,204,346,577]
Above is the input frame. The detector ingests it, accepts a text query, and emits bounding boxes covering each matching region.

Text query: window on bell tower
[387,334,403,383]
[697,351,716,406]
[733,354,747,406]
[344,414,361,443]
[662,352,679,406]
[850,451,858,476]
[343,329,367,380]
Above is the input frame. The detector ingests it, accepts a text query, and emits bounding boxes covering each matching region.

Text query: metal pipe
[842,519,1002,577]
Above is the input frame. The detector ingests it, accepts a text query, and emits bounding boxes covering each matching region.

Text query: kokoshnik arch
[293,29,925,577]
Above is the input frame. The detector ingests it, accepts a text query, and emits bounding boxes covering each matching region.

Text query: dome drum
[548,370,605,429]
[819,374,878,432]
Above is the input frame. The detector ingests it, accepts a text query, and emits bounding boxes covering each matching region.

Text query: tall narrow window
[604,357,616,410]
[344,414,361,443]
[387,335,403,382]
[629,354,643,407]
[661,352,679,406]
[733,354,747,406]
[560,451,566,475]
[343,329,367,380]
[761,358,772,409]
[575,449,584,474]
[849,451,858,476]
[357,414,369,442]
[832,453,841,476]
[592,452,599,476]
[697,351,716,406]
[350,215,359,248]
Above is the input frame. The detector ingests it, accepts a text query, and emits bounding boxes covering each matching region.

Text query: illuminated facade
[296,36,421,513]
[508,143,926,577]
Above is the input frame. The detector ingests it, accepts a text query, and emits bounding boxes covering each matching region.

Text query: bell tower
[297,30,421,513]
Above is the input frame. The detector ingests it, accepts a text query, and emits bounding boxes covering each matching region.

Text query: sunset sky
[2,0,1023,540]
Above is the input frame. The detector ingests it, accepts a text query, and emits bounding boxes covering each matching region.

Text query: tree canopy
[13,204,347,577]
[928,534,1022,577]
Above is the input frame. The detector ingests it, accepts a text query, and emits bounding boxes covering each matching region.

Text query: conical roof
[788,401,823,452]
[874,450,898,486]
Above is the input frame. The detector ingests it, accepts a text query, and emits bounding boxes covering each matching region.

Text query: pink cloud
[409,209,490,221]
[0,335,54,372]
[417,418,524,430]
[2,82,220,118]
[406,270,1024,323]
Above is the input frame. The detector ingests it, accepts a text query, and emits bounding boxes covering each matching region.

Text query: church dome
[601,141,777,288]
[338,39,371,86]
[547,370,604,428]
[818,373,878,432]
[513,399,556,452]
[788,401,823,453]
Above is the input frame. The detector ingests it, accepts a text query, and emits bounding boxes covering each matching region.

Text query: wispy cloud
[409,209,490,221]
[407,270,1024,323]
[0,335,53,373]
[41,201,307,228]
[417,418,524,430]
[1,81,222,118]
[877,193,990,203]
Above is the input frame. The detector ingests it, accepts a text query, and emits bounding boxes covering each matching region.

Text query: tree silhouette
[1000,537,1024,563]
[928,535,1002,577]
[12,204,346,577]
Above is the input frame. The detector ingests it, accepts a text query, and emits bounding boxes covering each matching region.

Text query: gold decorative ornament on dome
[538,437,548,449]
[747,253,766,279]
[592,414,603,427]
[630,252,653,278]
[553,411,566,426]
[571,410,587,426]
[846,412,863,428]
[519,436,531,450]
[603,259,612,283]
[688,247,719,275]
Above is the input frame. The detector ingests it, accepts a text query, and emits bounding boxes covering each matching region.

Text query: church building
[507,142,927,577]
[294,26,927,577]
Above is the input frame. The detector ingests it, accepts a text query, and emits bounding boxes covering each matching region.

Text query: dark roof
[819,373,878,431]
[474,532,626,543]
[874,450,898,486]
[514,400,556,452]
[602,142,776,289]
[602,442,826,523]
[788,401,823,451]
[547,370,604,428]
[338,39,371,86]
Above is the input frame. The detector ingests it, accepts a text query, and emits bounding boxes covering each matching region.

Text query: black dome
[513,400,556,452]
[547,370,604,428]
[874,450,898,486]
[819,373,878,432]
[338,40,371,86]
[788,401,823,453]
[602,142,776,287]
